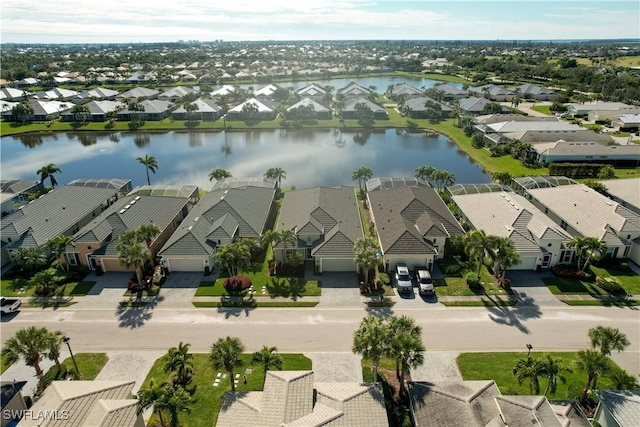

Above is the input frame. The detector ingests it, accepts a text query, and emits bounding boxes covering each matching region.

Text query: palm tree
[414,165,436,186]
[352,315,388,382]
[71,104,90,122]
[465,230,492,277]
[164,342,195,388]
[210,336,245,392]
[351,166,373,196]
[487,236,521,283]
[575,349,610,398]
[251,345,283,388]
[10,247,48,273]
[2,326,51,389]
[581,237,606,271]
[43,235,75,271]
[491,172,514,187]
[137,223,162,249]
[278,229,298,265]
[605,366,639,390]
[136,154,158,186]
[540,354,572,396]
[37,163,61,188]
[395,334,425,395]
[137,379,167,427]
[433,170,455,192]
[567,236,588,270]
[513,356,544,394]
[208,168,232,181]
[12,101,34,123]
[386,315,422,379]
[117,229,149,300]
[353,236,381,286]
[155,384,191,427]
[44,330,65,371]
[264,167,287,190]
[588,326,630,356]
[213,242,252,288]
[260,230,281,251]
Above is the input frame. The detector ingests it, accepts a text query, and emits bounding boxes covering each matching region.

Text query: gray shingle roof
[495,395,562,427]
[595,390,640,427]
[159,186,275,256]
[403,96,452,112]
[343,97,386,113]
[368,186,464,255]
[459,97,493,112]
[277,187,363,257]
[286,97,330,112]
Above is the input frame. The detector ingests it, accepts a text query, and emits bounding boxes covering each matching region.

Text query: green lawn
[590,266,640,294]
[544,265,640,296]
[42,353,108,385]
[1,353,13,374]
[530,105,553,115]
[562,299,640,307]
[440,299,515,307]
[457,352,619,399]
[195,278,321,298]
[433,260,510,297]
[1,279,95,297]
[141,353,311,427]
[193,300,319,308]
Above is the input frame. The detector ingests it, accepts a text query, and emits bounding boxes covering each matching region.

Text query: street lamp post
[62,337,80,378]
[526,343,533,357]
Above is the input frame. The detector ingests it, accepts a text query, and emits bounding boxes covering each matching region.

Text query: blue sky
[1,1,638,43]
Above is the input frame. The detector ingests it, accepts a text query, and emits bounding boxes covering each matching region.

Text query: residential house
[0,87,29,101]
[60,100,125,122]
[367,181,464,272]
[0,179,131,267]
[385,83,422,100]
[217,370,388,427]
[116,99,173,121]
[533,140,640,166]
[598,178,640,215]
[295,83,327,100]
[433,83,468,101]
[158,179,275,272]
[3,99,72,122]
[567,102,640,118]
[70,185,198,273]
[226,98,277,121]
[612,114,640,132]
[341,97,388,120]
[171,98,221,121]
[0,180,44,217]
[16,78,39,87]
[408,380,588,427]
[254,84,280,97]
[285,97,332,120]
[32,88,80,101]
[74,87,120,102]
[276,186,363,273]
[451,188,574,270]
[458,97,499,115]
[515,177,640,264]
[115,87,159,101]
[468,84,514,101]
[20,380,144,427]
[593,390,640,427]
[509,129,613,145]
[1,381,28,427]
[401,96,452,119]
[210,85,238,98]
[473,113,558,126]
[336,82,372,98]
[157,86,196,102]
[511,83,555,101]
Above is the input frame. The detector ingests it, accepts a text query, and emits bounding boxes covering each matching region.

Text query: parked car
[395,263,413,294]
[0,296,21,315]
[416,269,434,296]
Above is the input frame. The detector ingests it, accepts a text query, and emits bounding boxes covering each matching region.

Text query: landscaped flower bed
[223,275,252,292]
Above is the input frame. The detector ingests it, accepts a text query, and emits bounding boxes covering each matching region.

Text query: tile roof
[459,97,492,112]
[387,83,422,96]
[595,390,640,427]
[117,87,159,99]
[159,186,275,256]
[217,371,388,427]
[1,184,125,248]
[229,97,277,113]
[343,97,386,113]
[287,97,331,112]
[403,97,452,112]
[277,187,363,257]
[495,395,562,427]
[337,82,372,96]
[599,178,640,210]
[368,186,464,255]
[0,180,41,194]
[158,86,195,98]
[487,120,580,133]
[296,83,327,96]
[172,98,220,114]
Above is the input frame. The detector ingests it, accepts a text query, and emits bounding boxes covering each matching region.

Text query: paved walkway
[95,351,163,394]
[304,352,363,382]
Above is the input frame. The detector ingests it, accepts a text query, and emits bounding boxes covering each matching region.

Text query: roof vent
[130,200,136,204]
[188,225,193,231]
[194,217,199,222]
[135,196,141,200]
[124,204,131,209]
[119,209,126,214]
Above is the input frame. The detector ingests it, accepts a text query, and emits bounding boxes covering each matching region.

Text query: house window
[7,238,11,243]
[65,253,78,266]
[623,246,630,258]
[560,221,568,230]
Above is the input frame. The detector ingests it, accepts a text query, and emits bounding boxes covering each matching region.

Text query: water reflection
[2,129,490,189]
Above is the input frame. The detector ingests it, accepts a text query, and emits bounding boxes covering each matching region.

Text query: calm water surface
[1,129,489,189]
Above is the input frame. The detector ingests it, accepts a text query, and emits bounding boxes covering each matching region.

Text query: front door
[541,253,552,268]
[88,256,98,271]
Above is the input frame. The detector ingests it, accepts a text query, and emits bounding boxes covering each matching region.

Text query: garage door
[167,258,205,272]
[515,256,537,271]
[320,258,356,272]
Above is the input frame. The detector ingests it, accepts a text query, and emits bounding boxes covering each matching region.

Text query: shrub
[465,272,481,289]
[552,265,586,279]
[596,277,624,294]
[223,275,252,292]
[379,272,390,285]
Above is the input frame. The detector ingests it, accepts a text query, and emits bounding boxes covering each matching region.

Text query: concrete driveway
[507,270,566,308]
[311,272,362,307]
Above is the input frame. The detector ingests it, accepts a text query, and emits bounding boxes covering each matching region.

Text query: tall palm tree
[37,163,61,188]
[210,336,245,392]
[251,345,283,388]
[164,342,195,388]
[351,166,373,196]
[2,326,51,389]
[581,237,606,271]
[260,230,281,251]
[487,236,521,283]
[386,315,422,379]
[414,165,436,186]
[263,167,287,190]
[43,235,75,272]
[137,223,162,249]
[567,236,587,270]
[395,333,425,395]
[156,384,191,427]
[575,349,610,398]
[117,230,149,299]
[44,330,65,371]
[353,236,381,286]
[278,229,298,265]
[10,247,48,273]
[352,315,388,382]
[137,379,167,427]
[491,172,514,187]
[540,354,572,396]
[136,154,158,186]
[465,229,492,277]
[588,326,630,356]
[513,356,544,394]
[208,168,232,181]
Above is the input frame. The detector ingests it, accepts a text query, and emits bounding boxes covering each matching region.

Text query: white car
[416,269,434,296]
[395,264,413,294]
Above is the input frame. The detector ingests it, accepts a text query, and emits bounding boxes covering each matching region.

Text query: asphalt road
[2,305,638,374]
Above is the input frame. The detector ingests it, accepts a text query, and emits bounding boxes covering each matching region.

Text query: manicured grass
[1,353,13,374]
[196,278,321,298]
[192,300,319,308]
[543,277,607,296]
[24,300,77,308]
[433,261,510,297]
[64,353,109,380]
[440,299,515,307]
[56,281,96,296]
[141,353,311,427]
[418,72,470,84]
[561,299,640,307]
[457,352,619,399]
[530,105,552,115]
[195,280,227,296]
[589,266,640,294]
[1,278,95,297]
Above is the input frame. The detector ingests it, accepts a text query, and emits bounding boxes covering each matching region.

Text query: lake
[1,129,490,190]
